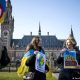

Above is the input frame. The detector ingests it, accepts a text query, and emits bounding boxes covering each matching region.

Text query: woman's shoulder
[24,45,34,57]
[39,46,43,50]
[26,44,34,51]
[39,46,45,54]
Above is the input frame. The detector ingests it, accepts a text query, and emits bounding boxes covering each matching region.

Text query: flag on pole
[0,0,6,23]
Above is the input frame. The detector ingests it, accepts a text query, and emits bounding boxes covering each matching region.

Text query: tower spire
[67,26,77,45]
[6,0,11,8]
[38,22,41,36]
[71,25,74,37]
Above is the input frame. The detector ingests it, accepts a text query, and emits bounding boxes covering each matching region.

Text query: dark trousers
[58,69,75,80]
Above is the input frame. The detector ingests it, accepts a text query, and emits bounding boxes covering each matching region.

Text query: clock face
[4,31,8,36]
[3,30,9,37]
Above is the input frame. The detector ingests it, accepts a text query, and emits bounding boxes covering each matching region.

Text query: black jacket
[57,49,80,80]
[25,48,49,80]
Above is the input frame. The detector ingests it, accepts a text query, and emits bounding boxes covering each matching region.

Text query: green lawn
[0,72,22,80]
[0,72,57,80]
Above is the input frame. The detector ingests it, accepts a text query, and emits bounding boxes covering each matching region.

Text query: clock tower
[1,0,14,49]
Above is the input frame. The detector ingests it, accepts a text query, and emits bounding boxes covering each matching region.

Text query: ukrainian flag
[0,0,6,23]
[17,50,57,80]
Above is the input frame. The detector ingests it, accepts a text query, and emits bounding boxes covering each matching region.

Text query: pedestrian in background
[0,46,10,69]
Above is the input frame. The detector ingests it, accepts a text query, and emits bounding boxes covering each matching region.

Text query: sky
[11,0,80,48]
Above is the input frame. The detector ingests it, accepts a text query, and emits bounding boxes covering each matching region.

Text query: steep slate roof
[12,35,65,49]
[11,39,21,47]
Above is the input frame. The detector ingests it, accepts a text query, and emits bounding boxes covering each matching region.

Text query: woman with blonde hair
[17,36,57,80]
[57,34,80,80]
[18,36,49,80]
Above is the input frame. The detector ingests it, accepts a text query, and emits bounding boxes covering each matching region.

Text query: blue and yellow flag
[17,49,57,80]
[0,0,6,23]
[64,50,78,69]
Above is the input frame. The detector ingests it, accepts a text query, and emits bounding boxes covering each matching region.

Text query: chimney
[47,32,49,36]
[30,32,32,36]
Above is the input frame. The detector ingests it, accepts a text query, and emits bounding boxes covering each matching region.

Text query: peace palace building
[0,0,75,71]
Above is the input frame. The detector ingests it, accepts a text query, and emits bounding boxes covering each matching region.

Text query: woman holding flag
[57,34,80,80]
[24,36,49,80]
[17,36,57,80]
[17,36,49,80]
